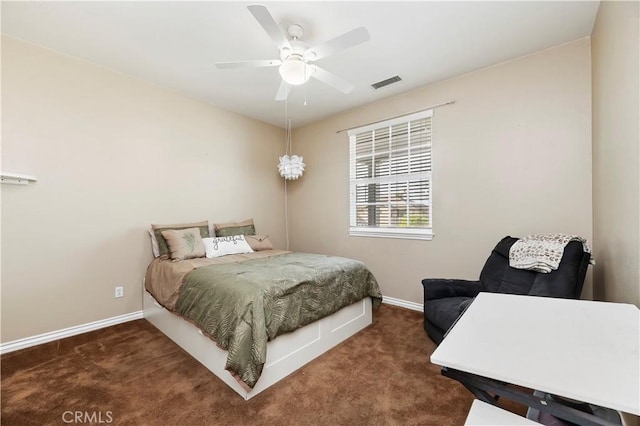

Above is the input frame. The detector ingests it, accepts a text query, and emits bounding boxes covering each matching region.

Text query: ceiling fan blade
[247,4,292,52]
[310,65,355,94]
[305,27,370,61]
[275,80,290,101]
[215,59,281,69]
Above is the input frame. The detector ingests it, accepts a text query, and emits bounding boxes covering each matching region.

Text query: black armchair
[422,236,591,344]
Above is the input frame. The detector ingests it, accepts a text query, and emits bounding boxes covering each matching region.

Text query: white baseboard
[0,296,421,355]
[0,311,144,355]
[382,296,424,312]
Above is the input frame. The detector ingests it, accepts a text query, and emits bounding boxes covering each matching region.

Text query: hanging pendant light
[278,154,305,180]
[278,118,305,180]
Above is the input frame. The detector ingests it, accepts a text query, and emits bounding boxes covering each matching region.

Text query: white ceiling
[1,1,599,129]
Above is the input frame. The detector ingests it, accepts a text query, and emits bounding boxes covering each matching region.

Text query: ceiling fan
[215,4,370,101]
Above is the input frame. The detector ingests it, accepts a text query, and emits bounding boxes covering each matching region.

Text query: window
[348,109,433,240]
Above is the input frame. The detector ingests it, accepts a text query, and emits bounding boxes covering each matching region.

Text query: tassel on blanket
[509,233,595,273]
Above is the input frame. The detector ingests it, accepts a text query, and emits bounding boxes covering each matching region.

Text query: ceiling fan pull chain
[304,62,307,106]
[304,79,308,106]
[287,119,293,155]
[284,96,289,155]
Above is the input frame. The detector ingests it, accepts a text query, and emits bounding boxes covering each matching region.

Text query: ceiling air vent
[371,75,402,90]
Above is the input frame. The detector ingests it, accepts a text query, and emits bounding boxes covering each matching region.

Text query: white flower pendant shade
[278,154,305,180]
[278,118,305,180]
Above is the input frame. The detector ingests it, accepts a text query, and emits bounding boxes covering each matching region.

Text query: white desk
[431,293,640,423]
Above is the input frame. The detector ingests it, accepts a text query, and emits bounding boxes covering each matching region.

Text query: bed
[143,238,382,400]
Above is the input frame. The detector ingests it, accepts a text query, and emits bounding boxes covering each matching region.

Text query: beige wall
[1,37,285,343]
[591,1,640,307]
[289,39,593,305]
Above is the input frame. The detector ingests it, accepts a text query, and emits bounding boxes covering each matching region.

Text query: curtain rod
[335,100,456,134]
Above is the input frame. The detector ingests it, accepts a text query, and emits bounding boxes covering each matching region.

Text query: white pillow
[203,235,254,258]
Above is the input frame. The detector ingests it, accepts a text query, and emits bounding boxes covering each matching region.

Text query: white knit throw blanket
[509,233,594,273]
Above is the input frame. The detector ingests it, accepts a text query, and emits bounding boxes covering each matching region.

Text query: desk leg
[441,367,620,426]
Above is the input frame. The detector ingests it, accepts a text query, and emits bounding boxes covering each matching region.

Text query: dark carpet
[1,305,523,425]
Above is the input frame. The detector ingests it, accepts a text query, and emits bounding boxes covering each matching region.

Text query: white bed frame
[143,290,373,400]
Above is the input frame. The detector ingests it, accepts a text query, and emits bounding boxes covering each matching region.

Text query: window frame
[348,109,434,241]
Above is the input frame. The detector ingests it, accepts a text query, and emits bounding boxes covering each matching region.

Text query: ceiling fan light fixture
[279,58,312,86]
[215,5,370,100]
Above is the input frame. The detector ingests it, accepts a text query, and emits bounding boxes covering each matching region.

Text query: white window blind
[348,109,433,240]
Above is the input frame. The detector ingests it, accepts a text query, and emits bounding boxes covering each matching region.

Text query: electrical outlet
[115,286,124,298]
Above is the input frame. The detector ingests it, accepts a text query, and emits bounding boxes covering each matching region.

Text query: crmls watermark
[62,411,113,424]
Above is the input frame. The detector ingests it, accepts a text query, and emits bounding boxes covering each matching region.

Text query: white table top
[431,293,640,415]
[464,400,540,425]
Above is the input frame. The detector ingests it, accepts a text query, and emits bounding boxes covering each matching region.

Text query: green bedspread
[174,252,382,389]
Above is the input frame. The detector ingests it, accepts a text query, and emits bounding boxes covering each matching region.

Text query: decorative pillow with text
[203,235,254,258]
